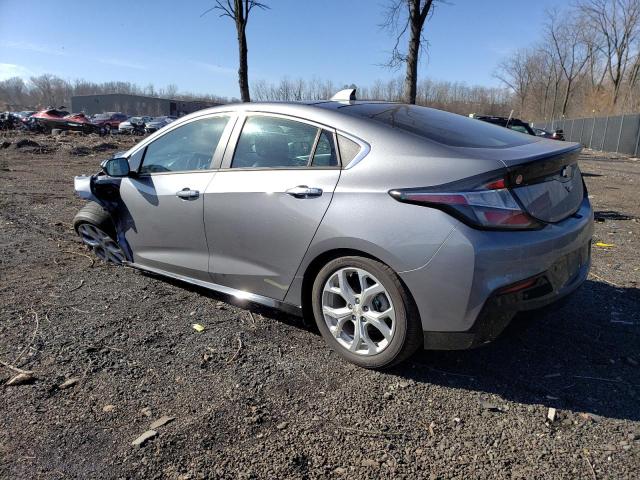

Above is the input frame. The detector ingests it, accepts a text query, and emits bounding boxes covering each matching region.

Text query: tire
[73,202,125,264]
[311,256,422,369]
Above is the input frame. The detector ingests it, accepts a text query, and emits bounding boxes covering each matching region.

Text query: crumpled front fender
[74,175,100,204]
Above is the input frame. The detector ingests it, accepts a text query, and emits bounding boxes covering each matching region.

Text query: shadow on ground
[594,210,636,221]
[144,272,640,422]
[393,280,640,422]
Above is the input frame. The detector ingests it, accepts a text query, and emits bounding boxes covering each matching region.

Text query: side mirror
[101,157,130,177]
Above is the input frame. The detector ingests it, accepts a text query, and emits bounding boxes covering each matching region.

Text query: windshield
[93,114,110,120]
[341,103,539,148]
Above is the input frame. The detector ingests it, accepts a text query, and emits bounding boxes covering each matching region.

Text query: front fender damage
[74,175,99,203]
[74,173,134,261]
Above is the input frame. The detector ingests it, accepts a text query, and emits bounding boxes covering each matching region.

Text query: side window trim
[310,129,340,168]
[220,113,247,169]
[306,128,323,167]
[133,113,236,176]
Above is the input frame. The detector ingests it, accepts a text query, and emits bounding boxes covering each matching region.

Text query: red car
[91,112,128,132]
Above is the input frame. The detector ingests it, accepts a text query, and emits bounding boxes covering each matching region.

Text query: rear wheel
[73,202,125,264]
[311,256,422,369]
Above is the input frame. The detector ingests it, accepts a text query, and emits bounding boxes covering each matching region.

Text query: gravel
[1,134,638,478]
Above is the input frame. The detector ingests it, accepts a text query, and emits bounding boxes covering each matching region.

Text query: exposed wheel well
[300,248,420,328]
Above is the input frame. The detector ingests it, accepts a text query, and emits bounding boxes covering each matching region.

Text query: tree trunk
[562,78,572,116]
[237,26,250,102]
[404,10,421,104]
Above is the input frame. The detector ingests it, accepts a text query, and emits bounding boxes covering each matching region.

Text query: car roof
[175,100,406,134]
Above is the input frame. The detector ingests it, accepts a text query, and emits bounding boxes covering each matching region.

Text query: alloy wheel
[321,267,395,356]
[77,223,125,264]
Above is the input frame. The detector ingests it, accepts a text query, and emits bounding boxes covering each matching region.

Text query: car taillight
[389,177,542,230]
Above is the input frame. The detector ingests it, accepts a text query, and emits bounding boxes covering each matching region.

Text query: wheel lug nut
[348,304,352,309]
[355,298,360,304]
[360,316,365,321]
[351,315,356,320]
[363,306,368,311]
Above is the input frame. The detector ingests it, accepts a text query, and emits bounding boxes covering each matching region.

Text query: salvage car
[534,127,566,141]
[119,116,153,134]
[144,116,176,133]
[91,112,128,133]
[471,114,537,136]
[73,89,593,368]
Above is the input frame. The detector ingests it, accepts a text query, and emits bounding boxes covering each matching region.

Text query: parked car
[534,127,565,141]
[16,110,36,121]
[119,116,153,134]
[29,109,99,133]
[144,116,176,134]
[31,108,70,132]
[91,112,128,133]
[471,114,537,136]
[73,90,593,368]
[0,112,20,130]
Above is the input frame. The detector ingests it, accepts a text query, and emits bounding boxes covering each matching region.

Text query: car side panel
[119,171,216,281]
[204,169,340,300]
[283,189,457,307]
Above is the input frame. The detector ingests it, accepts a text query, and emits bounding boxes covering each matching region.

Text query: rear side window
[139,116,229,173]
[312,130,338,167]
[343,104,538,148]
[232,116,319,168]
[337,135,361,165]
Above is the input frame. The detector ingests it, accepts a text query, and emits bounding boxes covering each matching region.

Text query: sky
[0,0,560,98]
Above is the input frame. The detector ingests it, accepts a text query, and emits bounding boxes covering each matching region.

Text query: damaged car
[73,89,593,368]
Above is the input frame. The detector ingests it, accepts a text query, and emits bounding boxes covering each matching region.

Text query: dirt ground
[0,131,639,479]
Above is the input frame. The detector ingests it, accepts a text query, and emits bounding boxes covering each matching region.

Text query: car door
[118,114,234,280]
[204,113,341,300]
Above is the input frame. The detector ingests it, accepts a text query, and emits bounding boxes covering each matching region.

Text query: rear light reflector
[497,277,539,294]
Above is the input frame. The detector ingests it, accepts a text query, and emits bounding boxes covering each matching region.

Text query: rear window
[342,104,538,148]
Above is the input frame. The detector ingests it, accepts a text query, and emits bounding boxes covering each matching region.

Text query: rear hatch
[459,142,585,224]
[507,145,584,223]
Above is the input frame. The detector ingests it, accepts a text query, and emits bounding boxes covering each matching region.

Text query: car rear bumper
[398,197,593,349]
[421,243,590,349]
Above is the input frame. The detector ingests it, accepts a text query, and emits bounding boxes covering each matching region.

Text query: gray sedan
[73,89,593,368]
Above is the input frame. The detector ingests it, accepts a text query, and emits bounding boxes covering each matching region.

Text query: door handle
[285,185,323,198]
[176,188,200,200]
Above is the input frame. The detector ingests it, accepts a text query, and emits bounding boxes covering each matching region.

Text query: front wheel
[73,202,125,264]
[311,256,422,369]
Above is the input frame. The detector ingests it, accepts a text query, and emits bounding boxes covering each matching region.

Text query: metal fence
[533,113,640,156]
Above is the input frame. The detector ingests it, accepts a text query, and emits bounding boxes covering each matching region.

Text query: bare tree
[578,0,640,106]
[547,10,592,115]
[495,48,538,115]
[382,0,441,104]
[202,1,268,102]
[165,83,179,98]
